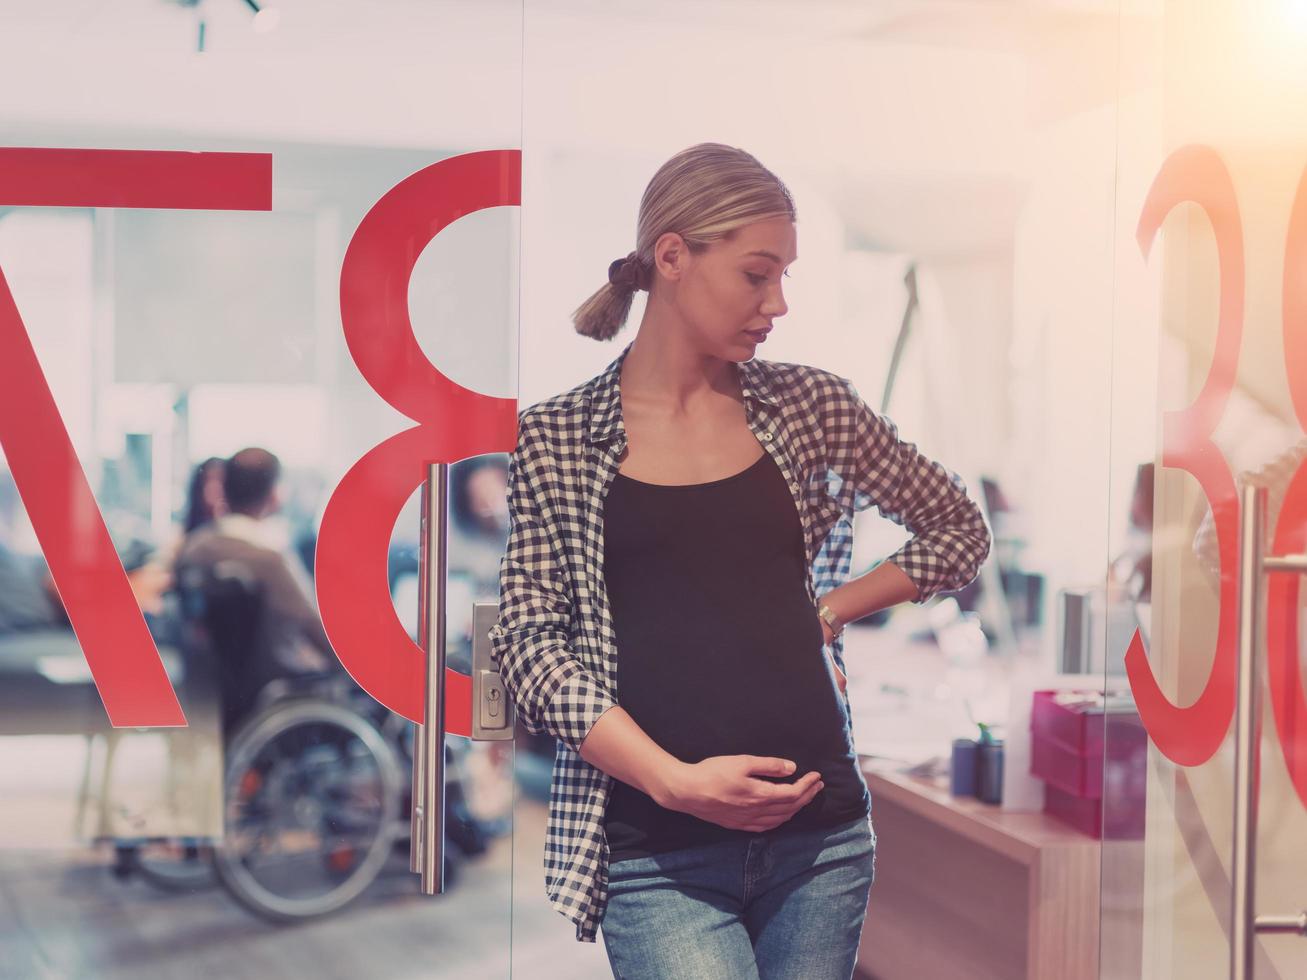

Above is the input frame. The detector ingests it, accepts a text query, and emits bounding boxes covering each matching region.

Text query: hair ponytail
[572,252,647,340]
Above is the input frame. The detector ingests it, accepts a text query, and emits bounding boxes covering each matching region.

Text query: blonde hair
[572,143,796,341]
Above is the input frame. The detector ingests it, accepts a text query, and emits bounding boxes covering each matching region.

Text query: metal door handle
[410,462,449,895]
[1231,485,1307,978]
[407,467,517,895]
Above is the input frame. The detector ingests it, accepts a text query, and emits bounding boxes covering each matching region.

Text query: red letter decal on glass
[0,148,272,727]
[316,150,521,728]
[1267,166,1307,807]
[1126,145,1244,766]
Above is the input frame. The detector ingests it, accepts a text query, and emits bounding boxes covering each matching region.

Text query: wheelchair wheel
[213,698,402,923]
[128,840,217,893]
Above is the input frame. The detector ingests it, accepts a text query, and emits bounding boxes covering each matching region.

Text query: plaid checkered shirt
[488,338,992,942]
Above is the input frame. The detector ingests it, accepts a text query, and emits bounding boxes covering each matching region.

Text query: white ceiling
[0,0,1124,58]
[0,0,1143,255]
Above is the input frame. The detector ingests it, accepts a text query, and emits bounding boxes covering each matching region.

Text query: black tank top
[601,448,869,864]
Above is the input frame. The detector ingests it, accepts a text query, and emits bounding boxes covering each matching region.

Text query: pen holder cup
[950,738,979,796]
[977,740,1004,804]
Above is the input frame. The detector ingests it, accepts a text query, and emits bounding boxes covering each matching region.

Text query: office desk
[855,764,1100,980]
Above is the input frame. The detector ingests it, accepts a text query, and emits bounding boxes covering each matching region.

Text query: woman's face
[202,463,227,517]
[657,216,796,359]
[466,464,509,533]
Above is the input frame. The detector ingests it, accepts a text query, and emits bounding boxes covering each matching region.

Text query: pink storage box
[1031,689,1107,756]
[1044,783,1103,838]
[1030,689,1148,839]
[1031,731,1102,798]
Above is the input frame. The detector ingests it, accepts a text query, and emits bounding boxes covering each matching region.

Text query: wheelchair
[114,560,494,923]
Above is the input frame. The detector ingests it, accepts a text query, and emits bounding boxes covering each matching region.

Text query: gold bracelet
[817,603,845,637]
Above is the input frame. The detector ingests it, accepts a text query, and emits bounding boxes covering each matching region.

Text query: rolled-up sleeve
[826,376,992,603]
[489,411,618,753]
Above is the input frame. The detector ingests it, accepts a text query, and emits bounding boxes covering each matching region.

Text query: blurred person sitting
[175,448,336,698]
[183,456,228,536]
[1193,437,1307,586]
[97,457,232,629]
[449,456,511,594]
[0,470,67,632]
[0,539,62,636]
[155,456,227,571]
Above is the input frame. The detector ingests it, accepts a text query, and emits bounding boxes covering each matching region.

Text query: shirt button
[489,625,504,637]
[759,431,772,442]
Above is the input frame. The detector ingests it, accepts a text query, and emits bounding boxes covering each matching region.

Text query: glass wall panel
[0,3,521,977]
[13,2,1306,977]
[1103,2,1307,977]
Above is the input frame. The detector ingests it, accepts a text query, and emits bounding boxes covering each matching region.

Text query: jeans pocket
[606,854,660,885]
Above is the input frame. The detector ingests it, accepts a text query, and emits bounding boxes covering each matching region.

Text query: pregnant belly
[618,637,852,773]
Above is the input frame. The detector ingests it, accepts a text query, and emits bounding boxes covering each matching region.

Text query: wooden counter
[855,763,1101,980]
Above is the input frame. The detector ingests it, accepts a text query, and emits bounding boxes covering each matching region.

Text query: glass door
[511,2,1131,977]
[1103,2,1307,977]
[0,3,521,977]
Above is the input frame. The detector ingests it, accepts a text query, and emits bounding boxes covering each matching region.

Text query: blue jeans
[599,814,876,980]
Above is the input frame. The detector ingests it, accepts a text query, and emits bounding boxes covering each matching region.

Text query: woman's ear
[653,231,688,282]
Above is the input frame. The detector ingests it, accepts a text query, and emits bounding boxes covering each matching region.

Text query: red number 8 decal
[314,150,521,728]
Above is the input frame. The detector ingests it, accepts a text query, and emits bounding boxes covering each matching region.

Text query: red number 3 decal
[315,150,521,728]
[1129,146,1307,808]
[1126,145,1245,767]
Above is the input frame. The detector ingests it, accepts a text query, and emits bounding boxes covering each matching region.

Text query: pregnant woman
[489,142,991,979]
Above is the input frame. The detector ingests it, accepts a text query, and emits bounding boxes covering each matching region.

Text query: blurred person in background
[183,456,227,536]
[0,469,171,628]
[1193,438,1307,587]
[449,456,511,596]
[0,471,63,635]
[175,447,334,681]
[124,457,232,622]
